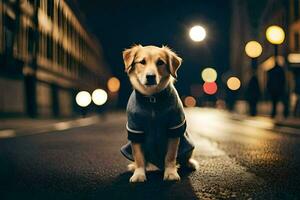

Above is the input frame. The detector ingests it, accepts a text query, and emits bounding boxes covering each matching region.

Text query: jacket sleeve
[167,101,186,138]
[167,119,186,138]
[126,112,145,143]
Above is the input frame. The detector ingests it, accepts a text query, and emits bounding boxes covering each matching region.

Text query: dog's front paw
[130,168,146,183]
[164,167,180,181]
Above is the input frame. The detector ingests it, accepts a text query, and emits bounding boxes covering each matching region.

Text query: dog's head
[123,45,182,95]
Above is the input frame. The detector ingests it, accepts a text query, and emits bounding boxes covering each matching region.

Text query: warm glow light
[288,53,300,63]
[184,96,197,107]
[266,25,285,45]
[189,25,206,42]
[107,77,120,92]
[227,77,241,91]
[245,41,263,58]
[260,56,285,71]
[38,11,52,32]
[92,89,108,106]
[203,82,217,95]
[76,91,92,107]
[201,68,217,82]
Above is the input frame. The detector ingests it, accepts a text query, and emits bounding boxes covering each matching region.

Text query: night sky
[77,0,231,107]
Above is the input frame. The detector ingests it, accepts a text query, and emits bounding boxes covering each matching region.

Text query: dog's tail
[127,162,160,172]
[127,163,136,172]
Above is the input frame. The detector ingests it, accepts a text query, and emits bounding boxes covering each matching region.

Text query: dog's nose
[145,75,157,86]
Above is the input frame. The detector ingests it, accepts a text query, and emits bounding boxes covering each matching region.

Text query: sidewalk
[274,118,300,129]
[0,112,126,139]
[235,100,300,129]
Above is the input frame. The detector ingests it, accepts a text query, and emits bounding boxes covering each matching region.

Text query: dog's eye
[139,59,146,65]
[156,59,165,66]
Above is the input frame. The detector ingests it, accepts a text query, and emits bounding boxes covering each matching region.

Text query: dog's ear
[123,45,141,73]
[162,46,182,79]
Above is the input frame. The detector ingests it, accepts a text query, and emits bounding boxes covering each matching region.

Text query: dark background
[77,0,231,107]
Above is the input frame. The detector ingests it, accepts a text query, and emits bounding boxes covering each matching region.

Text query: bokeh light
[266,25,285,45]
[76,91,92,107]
[245,41,263,58]
[184,96,196,107]
[201,68,217,82]
[92,89,108,106]
[288,53,300,63]
[107,77,120,92]
[203,82,217,95]
[227,77,241,91]
[189,25,206,42]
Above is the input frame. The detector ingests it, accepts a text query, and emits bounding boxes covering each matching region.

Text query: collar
[135,86,171,104]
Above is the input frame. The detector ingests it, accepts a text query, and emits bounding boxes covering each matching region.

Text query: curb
[0,116,100,139]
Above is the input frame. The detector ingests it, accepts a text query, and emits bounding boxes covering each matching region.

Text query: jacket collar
[135,86,171,104]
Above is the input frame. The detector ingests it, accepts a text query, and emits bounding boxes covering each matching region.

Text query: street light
[189,25,206,42]
[266,25,285,45]
[245,41,262,59]
[266,25,285,65]
[244,40,264,116]
[227,77,241,91]
[245,40,263,70]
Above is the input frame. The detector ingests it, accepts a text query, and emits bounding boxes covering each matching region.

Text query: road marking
[0,129,16,138]
[189,131,225,157]
[187,124,265,199]
[53,122,73,131]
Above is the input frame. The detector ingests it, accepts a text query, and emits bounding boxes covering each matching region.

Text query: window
[27,27,34,54]
[28,0,35,6]
[46,34,52,59]
[295,0,299,21]
[47,0,54,19]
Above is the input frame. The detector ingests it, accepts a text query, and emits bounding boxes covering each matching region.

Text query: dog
[120,45,199,183]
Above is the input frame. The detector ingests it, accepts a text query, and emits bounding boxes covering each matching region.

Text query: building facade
[0,0,110,117]
[230,0,300,115]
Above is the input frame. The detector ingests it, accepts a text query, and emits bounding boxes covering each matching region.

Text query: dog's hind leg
[186,158,199,171]
[179,151,199,171]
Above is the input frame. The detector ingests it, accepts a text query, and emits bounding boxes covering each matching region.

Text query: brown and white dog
[121,45,198,183]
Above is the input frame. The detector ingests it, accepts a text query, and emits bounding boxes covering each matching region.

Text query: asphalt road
[1,108,300,200]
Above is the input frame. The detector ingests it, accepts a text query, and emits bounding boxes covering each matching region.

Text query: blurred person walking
[245,74,261,116]
[267,64,289,118]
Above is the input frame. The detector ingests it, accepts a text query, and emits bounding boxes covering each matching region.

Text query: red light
[203,82,217,95]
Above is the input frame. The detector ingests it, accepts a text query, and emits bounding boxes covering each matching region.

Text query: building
[0,0,111,117]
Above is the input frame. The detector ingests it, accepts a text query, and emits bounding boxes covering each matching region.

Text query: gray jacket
[120,84,194,168]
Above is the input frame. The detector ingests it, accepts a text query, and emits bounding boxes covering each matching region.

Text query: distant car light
[184,96,196,107]
[76,91,92,107]
[107,77,120,93]
[203,82,217,95]
[92,89,108,106]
